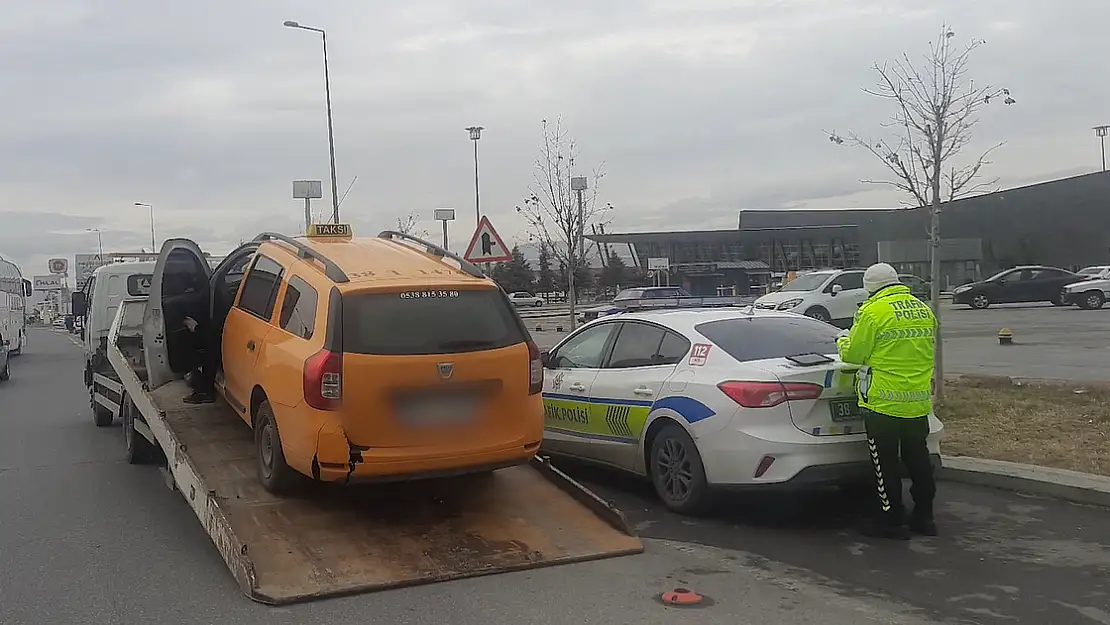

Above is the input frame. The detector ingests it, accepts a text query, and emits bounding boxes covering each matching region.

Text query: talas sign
[33,275,63,291]
[463,216,512,263]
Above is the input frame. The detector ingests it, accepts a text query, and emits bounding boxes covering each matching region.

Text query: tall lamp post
[284,20,341,224]
[568,175,588,331]
[466,126,484,227]
[1094,125,1109,172]
[85,228,104,258]
[134,202,155,252]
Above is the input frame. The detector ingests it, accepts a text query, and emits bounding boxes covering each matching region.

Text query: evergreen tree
[600,253,627,292]
[502,246,536,292]
[536,243,556,293]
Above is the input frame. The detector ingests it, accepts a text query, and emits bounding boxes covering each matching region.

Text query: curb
[938,455,1110,508]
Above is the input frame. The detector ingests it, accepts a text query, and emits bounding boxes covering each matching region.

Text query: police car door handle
[633,387,654,396]
[568,383,586,392]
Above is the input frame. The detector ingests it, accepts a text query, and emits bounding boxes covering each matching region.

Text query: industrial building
[590,171,1110,293]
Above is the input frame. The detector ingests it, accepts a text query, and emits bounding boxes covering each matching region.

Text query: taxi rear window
[341,289,527,355]
[695,316,840,362]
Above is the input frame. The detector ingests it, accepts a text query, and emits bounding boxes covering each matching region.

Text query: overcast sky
[2,0,1107,279]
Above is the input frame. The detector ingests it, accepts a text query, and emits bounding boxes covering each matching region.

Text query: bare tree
[517,118,611,329]
[394,211,429,239]
[827,25,1015,400]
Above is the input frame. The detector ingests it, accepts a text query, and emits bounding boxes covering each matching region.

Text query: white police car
[540,305,944,514]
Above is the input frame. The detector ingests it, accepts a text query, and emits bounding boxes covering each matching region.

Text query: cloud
[2,0,1108,275]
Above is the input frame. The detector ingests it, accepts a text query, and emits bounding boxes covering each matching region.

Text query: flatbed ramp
[148,381,643,604]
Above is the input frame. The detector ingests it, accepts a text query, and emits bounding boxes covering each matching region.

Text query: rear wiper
[438,339,497,349]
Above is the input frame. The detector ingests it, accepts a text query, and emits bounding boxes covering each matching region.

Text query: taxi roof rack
[377,231,486,279]
[617,295,753,312]
[254,232,350,283]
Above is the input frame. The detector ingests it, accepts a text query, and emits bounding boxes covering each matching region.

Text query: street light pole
[285,20,341,223]
[466,126,484,227]
[134,202,155,251]
[569,176,588,331]
[86,228,104,258]
[1094,125,1109,172]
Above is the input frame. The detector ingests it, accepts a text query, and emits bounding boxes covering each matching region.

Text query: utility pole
[1094,125,1109,172]
[569,176,588,330]
[466,126,484,227]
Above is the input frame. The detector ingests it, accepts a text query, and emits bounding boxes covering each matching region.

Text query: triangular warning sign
[464,216,513,263]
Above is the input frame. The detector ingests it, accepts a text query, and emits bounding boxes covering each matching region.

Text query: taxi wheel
[254,400,299,494]
[649,424,710,515]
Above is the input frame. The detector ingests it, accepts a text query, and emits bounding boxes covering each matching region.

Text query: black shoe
[908,517,938,536]
[860,519,911,541]
[183,391,215,404]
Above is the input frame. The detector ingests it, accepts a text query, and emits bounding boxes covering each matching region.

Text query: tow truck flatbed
[108,299,642,604]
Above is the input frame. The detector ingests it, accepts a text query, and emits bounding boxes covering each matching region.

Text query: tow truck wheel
[255,400,300,494]
[649,423,711,516]
[122,395,162,465]
[0,361,9,381]
[92,393,114,427]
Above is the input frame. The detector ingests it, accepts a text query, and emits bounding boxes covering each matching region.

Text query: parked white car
[508,291,545,307]
[753,269,868,328]
[1061,266,1110,309]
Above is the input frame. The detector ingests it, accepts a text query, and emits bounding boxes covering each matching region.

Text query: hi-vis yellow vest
[836,284,935,418]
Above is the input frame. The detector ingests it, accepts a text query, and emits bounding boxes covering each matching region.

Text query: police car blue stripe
[543,393,654,407]
[545,427,635,443]
[824,370,834,388]
[650,396,716,423]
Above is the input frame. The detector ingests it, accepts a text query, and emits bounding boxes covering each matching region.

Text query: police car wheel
[649,424,710,515]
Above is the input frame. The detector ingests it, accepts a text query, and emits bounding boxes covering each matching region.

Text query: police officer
[837,263,937,540]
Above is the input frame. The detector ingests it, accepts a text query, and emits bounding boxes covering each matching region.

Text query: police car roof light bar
[619,296,751,312]
[254,232,350,283]
[377,230,486,279]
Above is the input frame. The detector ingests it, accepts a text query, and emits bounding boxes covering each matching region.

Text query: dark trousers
[190,327,220,395]
[863,408,936,524]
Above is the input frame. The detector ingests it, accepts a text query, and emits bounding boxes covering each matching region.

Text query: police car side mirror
[541,351,552,368]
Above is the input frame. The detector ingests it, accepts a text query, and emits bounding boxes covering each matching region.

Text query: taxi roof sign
[307,224,353,238]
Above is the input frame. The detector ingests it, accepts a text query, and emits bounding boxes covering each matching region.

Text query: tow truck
[95,233,642,604]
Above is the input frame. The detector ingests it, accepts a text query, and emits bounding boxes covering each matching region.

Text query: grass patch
[937,377,1110,477]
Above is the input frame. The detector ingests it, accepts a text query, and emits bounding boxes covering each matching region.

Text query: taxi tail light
[304,349,343,410]
[526,339,543,395]
[717,381,822,408]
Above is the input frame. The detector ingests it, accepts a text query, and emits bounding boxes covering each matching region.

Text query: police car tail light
[717,381,822,408]
[304,349,342,410]
[526,340,543,395]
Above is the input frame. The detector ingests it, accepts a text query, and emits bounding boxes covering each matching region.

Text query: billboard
[75,253,108,289]
[48,258,68,274]
[33,275,64,291]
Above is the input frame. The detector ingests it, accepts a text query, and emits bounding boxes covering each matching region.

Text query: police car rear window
[695,317,840,362]
[342,289,527,355]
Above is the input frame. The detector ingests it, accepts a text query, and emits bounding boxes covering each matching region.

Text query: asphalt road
[2,329,1109,624]
[530,302,1110,382]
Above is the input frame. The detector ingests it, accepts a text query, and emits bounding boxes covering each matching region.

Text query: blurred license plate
[396,396,476,427]
[829,399,861,422]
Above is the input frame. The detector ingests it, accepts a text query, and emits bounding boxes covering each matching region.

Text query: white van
[72,261,155,424]
[0,253,33,356]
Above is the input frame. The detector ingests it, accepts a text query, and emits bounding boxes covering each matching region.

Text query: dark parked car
[951,265,1083,309]
[898,273,931,299]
